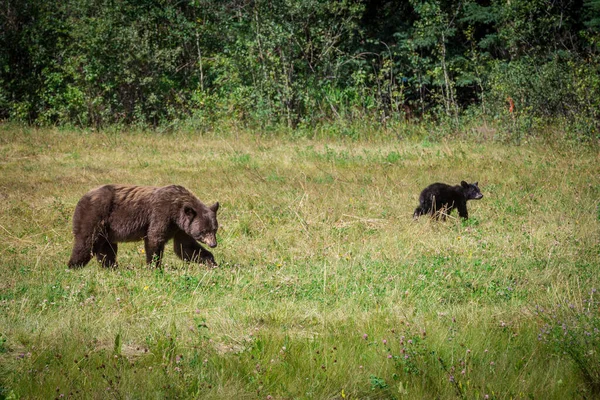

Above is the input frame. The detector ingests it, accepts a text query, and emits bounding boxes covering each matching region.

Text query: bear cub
[68,184,219,268]
[413,181,483,220]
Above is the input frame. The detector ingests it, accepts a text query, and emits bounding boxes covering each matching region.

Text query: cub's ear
[474,181,479,187]
[184,206,196,217]
[210,202,220,213]
[461,181,469,188]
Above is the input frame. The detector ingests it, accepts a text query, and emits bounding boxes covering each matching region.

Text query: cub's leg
[457,201,469,219]
[173,232,216,267]
[413,206,425,219]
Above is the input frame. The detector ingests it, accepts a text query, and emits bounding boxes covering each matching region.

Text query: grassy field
[0,124,599,399]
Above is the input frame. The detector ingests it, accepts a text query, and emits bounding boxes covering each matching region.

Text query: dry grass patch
[0,125,598,398]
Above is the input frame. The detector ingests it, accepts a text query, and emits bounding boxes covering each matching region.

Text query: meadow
[0,124,598,399]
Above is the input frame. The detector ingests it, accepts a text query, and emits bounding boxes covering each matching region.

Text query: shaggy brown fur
[67,185,219,268]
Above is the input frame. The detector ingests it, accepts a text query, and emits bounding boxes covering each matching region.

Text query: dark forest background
[1,0,599,138]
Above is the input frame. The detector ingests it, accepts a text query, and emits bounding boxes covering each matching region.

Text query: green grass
[0,124,599,399]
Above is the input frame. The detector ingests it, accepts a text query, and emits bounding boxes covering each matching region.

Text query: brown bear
[67,184,219,268]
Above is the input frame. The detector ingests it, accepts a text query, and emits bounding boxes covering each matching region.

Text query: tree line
[1,0,599,138]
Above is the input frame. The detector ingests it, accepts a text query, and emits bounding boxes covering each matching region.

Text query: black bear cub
[413,181,483,220]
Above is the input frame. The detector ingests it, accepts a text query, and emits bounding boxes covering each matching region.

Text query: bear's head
[180,201,220,248]
[461,181,483,200]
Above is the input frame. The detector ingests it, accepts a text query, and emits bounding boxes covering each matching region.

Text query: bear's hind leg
[413,206,425,219]
[93,237,118,268]
[68,237,93,268]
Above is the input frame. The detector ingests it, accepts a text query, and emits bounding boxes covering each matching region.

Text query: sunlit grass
[0,124,598,398]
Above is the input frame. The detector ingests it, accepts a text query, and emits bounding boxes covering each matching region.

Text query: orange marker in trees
[507,96,515,113]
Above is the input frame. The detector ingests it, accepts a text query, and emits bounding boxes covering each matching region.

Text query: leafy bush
[1,0,599,139]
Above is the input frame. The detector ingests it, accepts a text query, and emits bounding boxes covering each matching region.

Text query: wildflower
[387,354,392,359]
[363,334,368,340]
[461,369,466,375]
[382,339,387,345]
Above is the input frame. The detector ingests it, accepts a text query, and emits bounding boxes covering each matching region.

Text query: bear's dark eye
[184,206,196,217]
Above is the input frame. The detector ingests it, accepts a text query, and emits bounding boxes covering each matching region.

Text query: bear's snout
[198,233,217,248]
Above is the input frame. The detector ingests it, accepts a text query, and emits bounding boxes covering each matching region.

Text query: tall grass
[0,124,598,399]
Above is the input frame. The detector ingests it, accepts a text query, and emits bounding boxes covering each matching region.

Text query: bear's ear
[184,206,196,217]
[461,181,469,188]
[474,181,479,187]
[210,202,219,213]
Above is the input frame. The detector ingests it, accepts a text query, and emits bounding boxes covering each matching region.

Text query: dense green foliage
[1,0,599,138]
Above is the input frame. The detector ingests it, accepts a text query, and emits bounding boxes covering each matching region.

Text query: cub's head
[461,181,483,201]
[180,201,220,248]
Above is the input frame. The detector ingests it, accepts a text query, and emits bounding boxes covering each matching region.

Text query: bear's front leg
[457,201,469,219]
[144,237,165,268]
[173,232,217,267]
[93,238,118,268]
